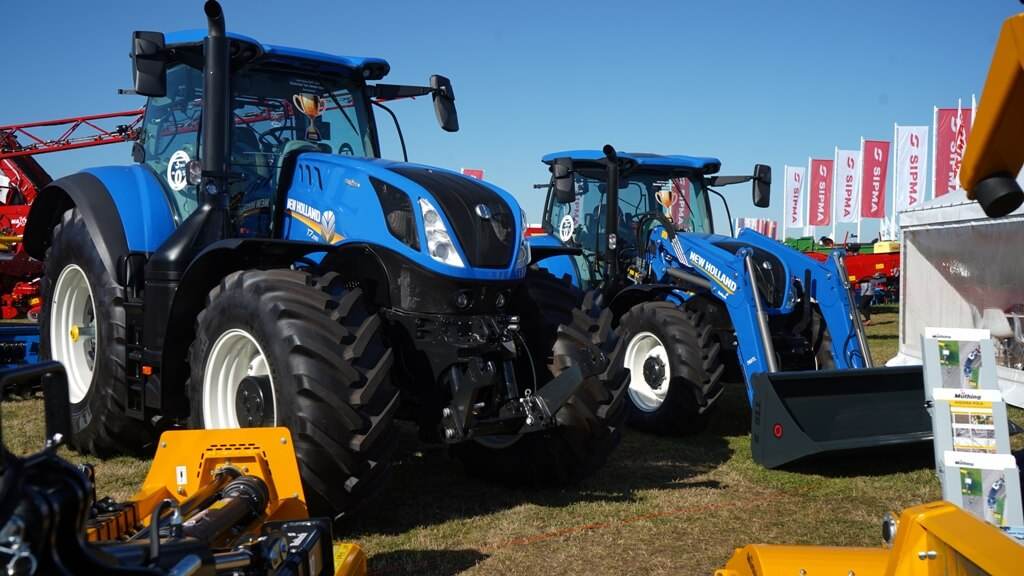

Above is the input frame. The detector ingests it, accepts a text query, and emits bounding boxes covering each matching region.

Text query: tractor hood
[281,153,528,281]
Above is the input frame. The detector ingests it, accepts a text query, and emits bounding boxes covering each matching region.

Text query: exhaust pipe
[201,0,230,205]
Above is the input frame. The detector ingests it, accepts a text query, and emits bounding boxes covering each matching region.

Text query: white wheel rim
[202,328,276,428]
[624,331,671,412]
[50,264,97,404]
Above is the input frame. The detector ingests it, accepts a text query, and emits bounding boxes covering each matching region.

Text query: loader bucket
[751,365,932,468]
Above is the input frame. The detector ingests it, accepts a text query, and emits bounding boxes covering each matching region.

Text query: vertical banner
[672,177,691,227]
[835,149,860,224]
[808,159,834,226]
[860,140,890,219]
[460,168,484,180]
[933,105,972,198]
[784,165,806,232]
[893,125,929,212]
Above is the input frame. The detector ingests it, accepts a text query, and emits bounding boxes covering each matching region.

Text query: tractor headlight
[515,208,531,268]
[419,198,465,268]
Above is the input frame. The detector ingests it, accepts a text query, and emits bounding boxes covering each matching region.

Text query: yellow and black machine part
[0,362,366,576]
[715,500,1023,576]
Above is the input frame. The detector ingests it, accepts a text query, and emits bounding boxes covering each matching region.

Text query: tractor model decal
[285,197,343,244]
[686,250,737,295]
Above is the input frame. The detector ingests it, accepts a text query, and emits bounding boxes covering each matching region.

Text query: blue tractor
[23,2,627,519]
[531,146,930,467]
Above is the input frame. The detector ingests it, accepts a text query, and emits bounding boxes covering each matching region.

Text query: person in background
[859,276,875,325]
[819,235,834,247]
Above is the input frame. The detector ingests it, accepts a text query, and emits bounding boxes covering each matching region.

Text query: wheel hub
[642,356,666,390]
[50,264,99,404]
[235,375,274,427]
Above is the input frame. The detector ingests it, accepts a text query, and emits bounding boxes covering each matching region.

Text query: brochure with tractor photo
[923,328,1023,527]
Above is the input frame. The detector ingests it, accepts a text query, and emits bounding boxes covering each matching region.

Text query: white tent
[887,182,1024,407]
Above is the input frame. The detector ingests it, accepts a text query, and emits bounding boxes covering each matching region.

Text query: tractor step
[751,365,931,468]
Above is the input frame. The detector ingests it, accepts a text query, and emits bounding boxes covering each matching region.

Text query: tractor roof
[541,150,721,175]
[165,30,390,80]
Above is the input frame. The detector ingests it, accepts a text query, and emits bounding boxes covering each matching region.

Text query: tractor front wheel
[620,301,725,435]
[188,269,399,519]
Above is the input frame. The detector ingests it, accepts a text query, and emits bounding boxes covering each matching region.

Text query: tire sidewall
[39,210,123,442]
[619,303,692,420]
[188,283,296,431]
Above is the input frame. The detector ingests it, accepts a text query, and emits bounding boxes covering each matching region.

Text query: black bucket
[751,365,932,468]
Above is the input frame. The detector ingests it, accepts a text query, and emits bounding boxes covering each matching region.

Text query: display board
[922,327,1023,527]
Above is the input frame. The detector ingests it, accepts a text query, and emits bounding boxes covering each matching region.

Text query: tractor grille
[391,166,515,268]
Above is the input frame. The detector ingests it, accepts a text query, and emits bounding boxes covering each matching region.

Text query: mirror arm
[708,175,753,187]
[369,84,435,101]
[708,187,735,237]
[372,101,408,162]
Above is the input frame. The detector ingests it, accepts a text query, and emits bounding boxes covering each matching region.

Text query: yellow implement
[85,427,366,576]
[960,12,1024,216]
[715,501,1023,576]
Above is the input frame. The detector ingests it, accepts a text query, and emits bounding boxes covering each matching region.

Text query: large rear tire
[39,207,153,456]
[188,269,399,519]
[452,268,628,485]
[620,300,725,435]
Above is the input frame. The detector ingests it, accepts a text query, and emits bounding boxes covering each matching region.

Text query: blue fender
[527,233,581,288]
[23,166,176,274]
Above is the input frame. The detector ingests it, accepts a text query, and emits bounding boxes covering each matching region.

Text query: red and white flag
[807,159,834,226]
[835,149,860,224]
[460,168,484,180]
[932,103,972,198]
[783,165,806,230]
[893,124,929,211]
[860,139,890,219]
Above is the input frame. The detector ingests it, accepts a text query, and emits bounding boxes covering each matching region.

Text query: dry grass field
[4,304,1021,574]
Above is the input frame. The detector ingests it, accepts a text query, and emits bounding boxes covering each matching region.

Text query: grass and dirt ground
[4,304,1023,574]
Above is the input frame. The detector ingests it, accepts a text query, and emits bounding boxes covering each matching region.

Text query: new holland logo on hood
[686,250,738,294]
[286,198,343,244]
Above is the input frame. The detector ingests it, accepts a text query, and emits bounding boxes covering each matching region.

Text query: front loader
[23,1,628,520]
[530,146,931,467]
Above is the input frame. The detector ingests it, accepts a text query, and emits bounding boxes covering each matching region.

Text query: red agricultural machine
[0,109,143,321]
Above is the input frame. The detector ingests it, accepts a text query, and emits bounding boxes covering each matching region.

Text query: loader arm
[646,228,871,405]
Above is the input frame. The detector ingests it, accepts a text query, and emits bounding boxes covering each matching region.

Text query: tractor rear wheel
[39,207,153,456]
[620,301,725,435]
[188,269,399,519]
[452,268,628,485]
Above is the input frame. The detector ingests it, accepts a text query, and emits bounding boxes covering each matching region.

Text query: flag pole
[781,165,787,240]
[831,146,838,242]
[930,106,938,200]
[807,156,814,242]
[856,138,863,243]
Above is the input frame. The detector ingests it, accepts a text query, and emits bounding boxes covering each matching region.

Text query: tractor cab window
[228,68,374,236]
[139,63,204,221]
[545,171,712,252]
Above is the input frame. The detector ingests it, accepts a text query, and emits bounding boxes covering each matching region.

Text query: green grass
[3,304,1020,575]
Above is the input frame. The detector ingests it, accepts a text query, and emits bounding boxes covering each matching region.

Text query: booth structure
[888,184,1024,407]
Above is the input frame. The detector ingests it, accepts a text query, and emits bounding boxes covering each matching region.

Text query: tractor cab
[134,29,455,238]
[536,147,767,294]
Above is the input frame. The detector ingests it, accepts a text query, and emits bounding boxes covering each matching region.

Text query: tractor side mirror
[132,31,167,97]
[552,158,575,204]
[430,75,459,132]
[753,163,771,208]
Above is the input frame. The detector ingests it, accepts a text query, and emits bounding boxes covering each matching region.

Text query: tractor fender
[607,284,679,324]
[158,238,334,402]
[24,167,176,275]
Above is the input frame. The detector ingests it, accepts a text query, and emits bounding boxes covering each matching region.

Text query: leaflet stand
[922,327,1023,528]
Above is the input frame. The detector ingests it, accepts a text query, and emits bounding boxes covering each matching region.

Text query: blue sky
[3,0,1015,241]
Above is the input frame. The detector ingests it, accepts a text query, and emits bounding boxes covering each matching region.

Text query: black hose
[149,499,177,563]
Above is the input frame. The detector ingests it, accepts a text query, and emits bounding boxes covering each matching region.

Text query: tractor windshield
[229,68,374,235]
[545,170,712,252]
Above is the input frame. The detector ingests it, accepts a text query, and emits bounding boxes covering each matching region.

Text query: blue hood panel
[280,154,527,282]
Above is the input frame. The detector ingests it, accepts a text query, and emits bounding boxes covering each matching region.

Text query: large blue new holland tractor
[531,146,930,467]
[23,2,627,518]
